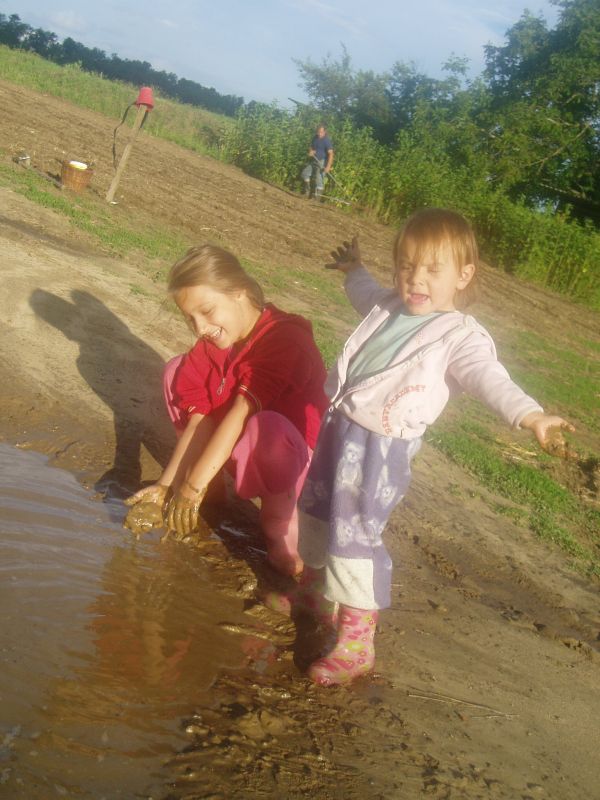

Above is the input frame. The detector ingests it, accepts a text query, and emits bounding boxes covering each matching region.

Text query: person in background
[267,208,574,685]
[301,124,334,200]
[124,244,328,577]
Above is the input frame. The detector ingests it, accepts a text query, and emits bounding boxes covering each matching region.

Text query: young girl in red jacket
[124,244,328,576]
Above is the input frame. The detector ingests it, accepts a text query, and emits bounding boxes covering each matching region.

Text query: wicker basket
[61,160,93,191]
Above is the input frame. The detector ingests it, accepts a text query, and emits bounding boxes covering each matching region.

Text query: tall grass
[220,107,600,310]
[0,45,231,156]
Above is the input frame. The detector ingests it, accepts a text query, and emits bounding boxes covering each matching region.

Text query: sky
[6,1,560,106]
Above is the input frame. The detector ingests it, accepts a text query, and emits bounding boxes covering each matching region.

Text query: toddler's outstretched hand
[325,236,362,272]
[520,412,575,459]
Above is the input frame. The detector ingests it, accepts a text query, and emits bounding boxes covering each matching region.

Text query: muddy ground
[1,79,599,799]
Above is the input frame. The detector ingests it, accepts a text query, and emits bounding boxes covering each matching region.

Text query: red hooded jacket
[171,304,328,449]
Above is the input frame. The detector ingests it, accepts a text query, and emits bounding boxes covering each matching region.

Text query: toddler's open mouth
[408,293,429,304]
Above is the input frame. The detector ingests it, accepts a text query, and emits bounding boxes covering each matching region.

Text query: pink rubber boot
[262,567,338,629]
[307,606,378,686]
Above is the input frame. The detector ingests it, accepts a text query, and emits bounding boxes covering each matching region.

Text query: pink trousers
[163,356,312,575]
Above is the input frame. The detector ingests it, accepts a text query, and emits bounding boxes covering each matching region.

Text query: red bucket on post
[135,87,154,109]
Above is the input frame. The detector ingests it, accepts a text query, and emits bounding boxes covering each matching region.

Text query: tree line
[2,4,599,307]
[292,0,599,226]
[220,1,600,308]
[3,3,597,225]
[0,12,244,117]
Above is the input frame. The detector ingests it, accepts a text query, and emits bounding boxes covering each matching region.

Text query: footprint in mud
[501,607,524,622]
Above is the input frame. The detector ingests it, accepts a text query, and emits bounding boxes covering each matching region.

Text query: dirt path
[1,79,599,799]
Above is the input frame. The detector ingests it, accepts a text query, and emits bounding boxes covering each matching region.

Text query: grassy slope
[1,45,598,577]
[0,45,232,157]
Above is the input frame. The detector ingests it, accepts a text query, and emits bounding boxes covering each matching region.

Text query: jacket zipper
[331,319,469,406]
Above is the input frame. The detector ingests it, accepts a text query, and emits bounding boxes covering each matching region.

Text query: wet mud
[0,79,599,799]
[124,499,165,536]
[0,444,257,799]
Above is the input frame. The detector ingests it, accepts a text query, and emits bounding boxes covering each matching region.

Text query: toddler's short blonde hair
[393,208,480,308]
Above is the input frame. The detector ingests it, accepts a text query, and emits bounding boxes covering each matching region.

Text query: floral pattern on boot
[307,606,378,686]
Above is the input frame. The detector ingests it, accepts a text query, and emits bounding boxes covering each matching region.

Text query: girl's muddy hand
[325,236,361,272]
[165,487,207,539]
[541,425,574,460]
[123,484,169,536]
[520,412,575,458]
[123,483,169,507]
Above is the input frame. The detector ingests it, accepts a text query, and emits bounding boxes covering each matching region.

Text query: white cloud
[285,0,367,37]
[10,0,562,105]
[49,10,87,35]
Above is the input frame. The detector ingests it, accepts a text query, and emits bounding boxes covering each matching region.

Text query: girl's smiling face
[395,238,475,315]
[175,284,261,349]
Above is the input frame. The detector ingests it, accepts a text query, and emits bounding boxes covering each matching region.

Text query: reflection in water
[0,444,248,799]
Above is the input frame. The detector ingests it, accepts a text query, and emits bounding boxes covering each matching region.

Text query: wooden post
[105,104,148,203]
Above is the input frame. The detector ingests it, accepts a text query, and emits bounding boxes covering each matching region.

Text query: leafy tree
[295,46,395,142]
[294,45,355,114]
[387,56,470,127]
[482,0,600,220]
[0,13,28,46]
[24,27,59,58]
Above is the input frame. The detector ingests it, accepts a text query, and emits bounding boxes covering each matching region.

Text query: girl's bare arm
[181,394,252,497]
[165,394,254,536]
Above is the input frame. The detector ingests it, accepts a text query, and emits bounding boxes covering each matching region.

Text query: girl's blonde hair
[393,208,480,308]
[168,244,265,309]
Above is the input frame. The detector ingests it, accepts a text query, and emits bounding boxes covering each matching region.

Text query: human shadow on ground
[29,289,176,499]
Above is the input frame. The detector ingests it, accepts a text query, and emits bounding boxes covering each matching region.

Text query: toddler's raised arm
[325,235,396,318]
[325,236,362,272]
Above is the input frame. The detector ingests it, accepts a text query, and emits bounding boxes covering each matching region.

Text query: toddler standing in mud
[269,208,574,686]
[124,244,328,576]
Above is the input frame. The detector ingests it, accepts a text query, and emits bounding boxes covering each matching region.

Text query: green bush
[221,105,600,310]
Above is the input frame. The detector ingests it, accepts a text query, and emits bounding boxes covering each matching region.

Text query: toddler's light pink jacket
[325,268,542,438]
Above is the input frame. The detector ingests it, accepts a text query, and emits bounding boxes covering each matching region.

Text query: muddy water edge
[0,438,410,800]
[1,405,599,800]
[0,443,265,798]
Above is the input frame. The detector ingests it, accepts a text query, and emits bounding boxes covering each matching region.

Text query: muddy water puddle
[0,444,251,799]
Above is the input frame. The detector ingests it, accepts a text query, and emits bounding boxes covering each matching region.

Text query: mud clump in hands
[124,501,165,536]
[123,483,169,537]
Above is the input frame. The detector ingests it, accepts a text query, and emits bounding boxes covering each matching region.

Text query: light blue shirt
[346,310,443,385]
